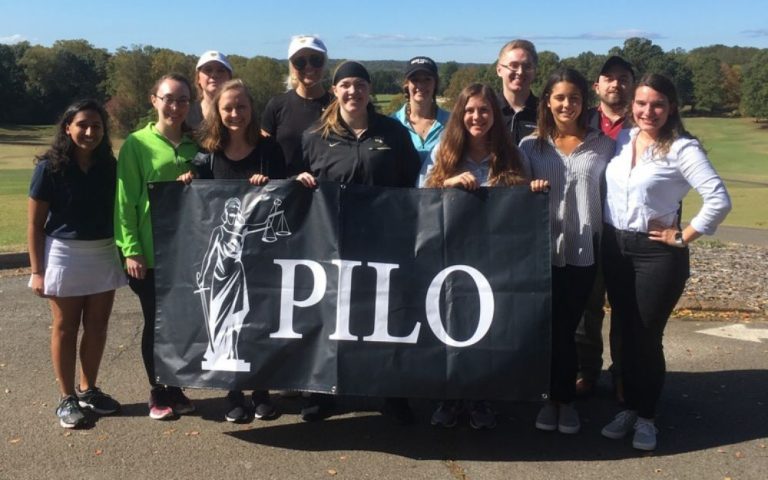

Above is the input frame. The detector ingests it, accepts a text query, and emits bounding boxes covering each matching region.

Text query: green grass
[0,118,766,250]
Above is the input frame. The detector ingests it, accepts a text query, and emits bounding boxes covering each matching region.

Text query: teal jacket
[114,123,198,268]
[392,104,449,186]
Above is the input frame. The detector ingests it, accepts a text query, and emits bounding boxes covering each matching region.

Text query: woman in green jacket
[114,73,198,420]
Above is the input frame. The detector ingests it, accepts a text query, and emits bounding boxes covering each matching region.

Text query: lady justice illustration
[196,196,290,371]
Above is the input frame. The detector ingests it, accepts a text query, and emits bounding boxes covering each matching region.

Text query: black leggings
[549,264,597,403]
[602,224,689,418]
[128,269,158,386]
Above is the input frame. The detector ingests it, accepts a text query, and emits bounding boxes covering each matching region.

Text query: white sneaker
[535,402,558,431]
[557,403,580,434]
[632,418,658,451]
[602,410,638,439]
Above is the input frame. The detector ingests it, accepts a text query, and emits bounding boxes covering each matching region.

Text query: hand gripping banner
[149,180,551,401]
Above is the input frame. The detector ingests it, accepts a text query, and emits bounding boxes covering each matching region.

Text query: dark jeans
[550,264,598,403]
[128,269,157,386]
[602,224,689,418]
[574,264,622,382]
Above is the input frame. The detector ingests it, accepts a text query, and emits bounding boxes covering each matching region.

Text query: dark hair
[632,73,697,157]
[426,83,527,188]
[197,79,261,152]
[402,71,439,118]
[535,68,589,151]
[151,73,194,133]
[34,99,115,172]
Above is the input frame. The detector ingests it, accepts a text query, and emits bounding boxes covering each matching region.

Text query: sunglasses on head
[291,54,324,70]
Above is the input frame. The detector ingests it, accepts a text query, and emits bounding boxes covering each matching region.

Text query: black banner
[150,180,551,401]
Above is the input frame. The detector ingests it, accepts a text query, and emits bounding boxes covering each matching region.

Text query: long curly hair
[34,99,115,172]
[534,68,589,152]
[197,79,261,152]
[632,73,699,157]
[426,83,527,188]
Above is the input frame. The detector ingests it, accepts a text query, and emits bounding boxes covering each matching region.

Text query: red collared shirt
[598,106,626,140]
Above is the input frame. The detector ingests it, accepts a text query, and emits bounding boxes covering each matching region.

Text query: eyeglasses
[291,54,324,71]
[499,61,535,73]
[154,95,190,107]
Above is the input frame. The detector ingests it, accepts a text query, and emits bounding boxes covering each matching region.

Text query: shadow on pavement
[224,369,768,460]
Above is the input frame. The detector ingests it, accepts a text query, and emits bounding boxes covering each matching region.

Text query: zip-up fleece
[114,122,198,267]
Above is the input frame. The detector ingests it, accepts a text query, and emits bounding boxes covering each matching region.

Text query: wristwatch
[674,231,686,247]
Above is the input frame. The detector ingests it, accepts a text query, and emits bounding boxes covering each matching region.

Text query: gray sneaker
[469,401,497,430]
[56,395,86,429]
[557,403,580,434]
[77,387,121,415]
[632,418,658,451]
[601,410,639,439]
[535,402,558,431]
[431,401,462,428]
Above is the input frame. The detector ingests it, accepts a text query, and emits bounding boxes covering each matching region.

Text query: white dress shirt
[604,128,732,235]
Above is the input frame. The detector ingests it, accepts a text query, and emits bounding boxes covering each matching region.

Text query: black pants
[128,269,157,386]
[575,263,622,382]
[550,264,597,403]
[602,224,689,418]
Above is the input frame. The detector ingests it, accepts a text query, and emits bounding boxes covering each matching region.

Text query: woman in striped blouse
[519,68,616,435]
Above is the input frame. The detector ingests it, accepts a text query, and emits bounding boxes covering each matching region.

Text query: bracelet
[31,271,43,275]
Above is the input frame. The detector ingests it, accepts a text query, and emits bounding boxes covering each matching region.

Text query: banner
[150,180,551,401]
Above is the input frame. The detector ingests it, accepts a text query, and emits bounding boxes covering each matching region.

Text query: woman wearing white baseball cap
[187,50,233,128]
[261,35,332,176]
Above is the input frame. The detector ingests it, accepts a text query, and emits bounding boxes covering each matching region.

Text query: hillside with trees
[1,37,766,132]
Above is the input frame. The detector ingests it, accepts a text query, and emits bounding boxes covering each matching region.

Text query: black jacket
[301,112,420,187]
[498,92,539,145]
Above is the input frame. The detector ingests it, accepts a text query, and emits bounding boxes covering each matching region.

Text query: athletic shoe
[574,377,596,398]
[601,410,638,439]
[469,400,497,430]
[301,394,334,422]
[632,418,658,451]
[148,387,175,420]
[225,390,250,423]
[167,386,195,415]
[56,395,87,429]
[77,387,121,415]
[382,397,415,426]
[252,391,277,420]
[557,403,580,434]
[431,401,461,428]
[535,402,558,431]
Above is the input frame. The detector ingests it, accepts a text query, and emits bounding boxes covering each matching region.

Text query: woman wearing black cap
[297,61,421,424]
[261,35,333,176]
[392,56,449,186]
[298,61,420,188]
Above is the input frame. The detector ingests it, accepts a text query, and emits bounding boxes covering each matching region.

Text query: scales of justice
[194,197,291,372]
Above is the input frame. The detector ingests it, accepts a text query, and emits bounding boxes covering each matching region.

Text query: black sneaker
[77,387,121,415]
[225,390,250,423]
[56,395,87,429]
[300,394,334,422]
[167,386,195,415]
[252,391,277,420]
[383,397,415,426]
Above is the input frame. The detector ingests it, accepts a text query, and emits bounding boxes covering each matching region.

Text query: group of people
[28,35,731,452]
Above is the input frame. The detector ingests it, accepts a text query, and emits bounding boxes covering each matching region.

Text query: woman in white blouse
[520,68,616,436]
[600,73,731,451]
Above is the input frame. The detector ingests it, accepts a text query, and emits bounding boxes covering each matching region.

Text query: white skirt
[29,237,128,297]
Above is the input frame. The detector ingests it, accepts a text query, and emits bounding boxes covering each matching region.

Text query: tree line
[1,37,767,133]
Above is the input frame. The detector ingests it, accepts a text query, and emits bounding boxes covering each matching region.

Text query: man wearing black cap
[587,56,634,139]
[576,55,634,400]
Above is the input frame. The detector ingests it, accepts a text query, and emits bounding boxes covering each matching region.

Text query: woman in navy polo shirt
[28,99,128,429]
